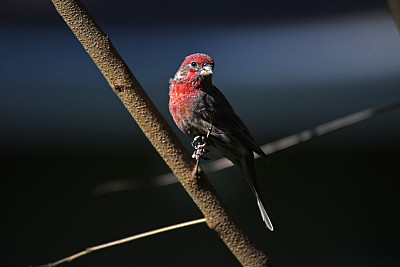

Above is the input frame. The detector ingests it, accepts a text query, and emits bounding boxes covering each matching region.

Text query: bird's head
[172,53,215,84]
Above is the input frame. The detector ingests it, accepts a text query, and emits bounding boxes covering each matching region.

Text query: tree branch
[204,101,400,174]
[35,219,207,267]
[93,101,400,192]
[51,0,271,266]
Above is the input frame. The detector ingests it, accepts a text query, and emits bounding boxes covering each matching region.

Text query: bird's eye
[190,62,197,67]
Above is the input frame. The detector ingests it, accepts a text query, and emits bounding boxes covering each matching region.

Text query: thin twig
[34,218,206,267]
[93,101,400,193]
[204,101,400,174]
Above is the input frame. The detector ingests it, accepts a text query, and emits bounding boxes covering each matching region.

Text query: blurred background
[2,0,400,266]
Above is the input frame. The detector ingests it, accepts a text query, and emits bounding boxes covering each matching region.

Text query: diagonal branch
[34,219,207,267]
[50,0,271,266]
[93,101,400,192]
[204,101,400,174]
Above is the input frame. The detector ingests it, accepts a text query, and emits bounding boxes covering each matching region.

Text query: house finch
[169,53,273,231]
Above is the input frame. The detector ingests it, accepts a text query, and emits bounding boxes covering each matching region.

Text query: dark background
[2,1,400,266]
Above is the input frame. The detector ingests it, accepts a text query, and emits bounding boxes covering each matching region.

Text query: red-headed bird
[169,53,273,231]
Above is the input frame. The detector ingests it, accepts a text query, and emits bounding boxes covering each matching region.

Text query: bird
[169,53,273,231]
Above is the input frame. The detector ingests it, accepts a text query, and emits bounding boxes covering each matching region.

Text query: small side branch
[34,219,206,267]
[94,101,399,191]
[202,101,400,173]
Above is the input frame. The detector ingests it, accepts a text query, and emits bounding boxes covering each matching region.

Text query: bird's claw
[191,135,207,150]
[191,135,212,161]
[192,150,212,161]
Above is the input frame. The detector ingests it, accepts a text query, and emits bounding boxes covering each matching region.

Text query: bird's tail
[254,190,274,231]
[234,155,274,231]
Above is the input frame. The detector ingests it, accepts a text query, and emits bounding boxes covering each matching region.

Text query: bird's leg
[191,135,208,160]
[191,128,212,177]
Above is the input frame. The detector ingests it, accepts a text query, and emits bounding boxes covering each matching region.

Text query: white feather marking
[255,192,274,231]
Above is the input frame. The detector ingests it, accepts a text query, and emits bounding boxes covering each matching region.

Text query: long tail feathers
[234,155,274,231]
[255,191,274,231]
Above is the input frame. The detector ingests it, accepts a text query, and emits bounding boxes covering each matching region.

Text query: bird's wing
[202,86,267,157]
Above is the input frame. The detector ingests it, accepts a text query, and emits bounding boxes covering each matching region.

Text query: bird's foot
[192,149,212,161]
[191,135,207,150]
[191,135,212,161]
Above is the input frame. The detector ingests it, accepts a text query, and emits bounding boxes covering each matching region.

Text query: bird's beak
[200,65,213,76]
